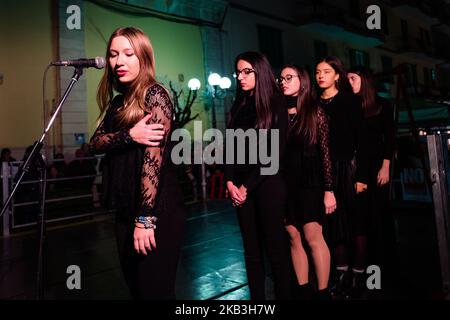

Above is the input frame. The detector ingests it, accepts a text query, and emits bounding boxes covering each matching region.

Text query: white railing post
[2,162,11,237]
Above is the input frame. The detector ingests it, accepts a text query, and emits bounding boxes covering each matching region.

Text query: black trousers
[115,205,186,300]
[235,174,293,299]
[356,158,398,279]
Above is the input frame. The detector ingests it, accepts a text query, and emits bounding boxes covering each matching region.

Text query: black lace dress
[89,83,186,299]
[319,91,367,244]
[90,83,185,222]
[284,106,334,227]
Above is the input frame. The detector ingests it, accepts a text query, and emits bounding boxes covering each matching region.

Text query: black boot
[350,270,368,300]
[297,283,314,300]
[316,287,331,300]
[329,269,351,299]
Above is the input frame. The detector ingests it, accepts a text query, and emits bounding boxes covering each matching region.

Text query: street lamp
[188,78,201,91]
[219,77,232,90]
[208,73,231,128]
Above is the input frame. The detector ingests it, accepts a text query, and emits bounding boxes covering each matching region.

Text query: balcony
[108,0,230,25]
[391,2,439,26]
[382,36,443,62]
[294,3,385,47]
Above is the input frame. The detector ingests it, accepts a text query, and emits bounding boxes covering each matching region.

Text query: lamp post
[207,73,231,129]
[207,73,221,129]
[188,78,207,203]
[187,77,201,115]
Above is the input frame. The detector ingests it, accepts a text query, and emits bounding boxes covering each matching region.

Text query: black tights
[334,234,367,270]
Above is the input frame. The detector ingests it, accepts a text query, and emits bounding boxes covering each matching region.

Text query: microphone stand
[1,67,84,300]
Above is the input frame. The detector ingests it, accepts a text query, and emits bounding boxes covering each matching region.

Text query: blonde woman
[89,27,186,299]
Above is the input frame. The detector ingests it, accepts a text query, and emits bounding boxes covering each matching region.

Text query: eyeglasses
[233,68,255,78]
[277,74,298,84]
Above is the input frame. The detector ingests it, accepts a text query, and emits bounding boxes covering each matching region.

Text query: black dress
[89,83,186,299]
[356,97,396,270]
[319,91,368,245]
[284,105,334,228]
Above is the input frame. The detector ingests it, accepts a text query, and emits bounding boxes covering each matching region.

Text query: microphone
[52,57,106,69]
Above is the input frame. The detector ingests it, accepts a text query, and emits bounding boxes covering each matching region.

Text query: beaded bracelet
[134,216,158,229]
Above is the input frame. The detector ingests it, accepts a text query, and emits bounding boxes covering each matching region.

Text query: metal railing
[1,155,113,236]
[427,132,450,298]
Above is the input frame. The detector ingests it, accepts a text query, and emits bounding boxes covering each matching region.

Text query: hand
[238,185,247,202]
[377,161,390,186]
[129,114,165,146]
[324,191,337,215]
[227,181,245,206]
[133,223,156,255]
[355,182,368,194]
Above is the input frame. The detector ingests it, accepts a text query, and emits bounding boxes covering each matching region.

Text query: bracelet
[134,216,158,229]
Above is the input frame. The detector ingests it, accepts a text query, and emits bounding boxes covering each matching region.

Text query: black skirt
[285,187,324,228]
[284,146,326,228]
[324,159,361,245]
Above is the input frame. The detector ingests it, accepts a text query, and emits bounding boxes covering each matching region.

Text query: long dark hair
[316,56,352,94]
[283,64,318,145]
[232,51,279,129]
[347,66,381,118]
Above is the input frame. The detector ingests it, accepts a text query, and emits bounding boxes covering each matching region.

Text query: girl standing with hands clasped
[89,27,186,300]
[347,66,397,297]
[225,51,293,300]
[279,65,336,299]
[315,56,369,298]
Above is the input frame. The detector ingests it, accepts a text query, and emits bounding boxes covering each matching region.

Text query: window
[382,9,389,35]
[401,19,408,39]
[257,25,283,69]
[349,49,370,67]
[423,67,430,88]
[314,40,328,61]
[420,28,431,45]
[381,55,394,83]
[431,68,436,88]
[405,63,417,88]
[349,0,360,19]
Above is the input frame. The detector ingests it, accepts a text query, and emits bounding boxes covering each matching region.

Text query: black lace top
[286,106,334,191]
[89,83,173,218]
[319,91,369,184]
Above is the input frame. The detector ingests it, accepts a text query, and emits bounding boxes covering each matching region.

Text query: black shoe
[316,287,331,300]
[297,283,314,300]
[329,269,351,299]
[349,271,368,300]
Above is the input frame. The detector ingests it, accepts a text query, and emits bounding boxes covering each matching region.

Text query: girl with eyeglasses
[279,65,336,299]
[225,51,293,299]
[347,66,397,298]
[315,56,369,299]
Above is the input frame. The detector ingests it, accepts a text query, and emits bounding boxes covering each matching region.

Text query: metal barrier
[1,155,113,237]
[427,132,450,298]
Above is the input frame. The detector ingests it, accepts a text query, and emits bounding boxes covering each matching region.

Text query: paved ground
[0,199,447,300]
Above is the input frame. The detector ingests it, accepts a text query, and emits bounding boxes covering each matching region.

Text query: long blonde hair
[97,27,156,127]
